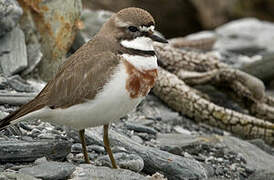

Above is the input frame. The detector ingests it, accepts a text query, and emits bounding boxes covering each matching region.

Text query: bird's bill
[149,34,168,43]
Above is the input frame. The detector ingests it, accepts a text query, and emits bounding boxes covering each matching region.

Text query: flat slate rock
[221,136,274,173]
[85,128,210,180]
[0,139,71,162]
[7,75,34,92]
[19,161,75,180]
[0,27,27,76]
[70,164,147,180]
[0,172,39,180]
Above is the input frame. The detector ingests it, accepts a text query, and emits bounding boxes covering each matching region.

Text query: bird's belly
[46,64,144,129]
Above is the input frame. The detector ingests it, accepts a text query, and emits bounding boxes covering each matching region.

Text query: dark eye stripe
[128,26,138,32]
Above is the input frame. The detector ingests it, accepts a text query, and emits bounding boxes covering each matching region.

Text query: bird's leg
[79,129,90,164]
[103,124,118,168]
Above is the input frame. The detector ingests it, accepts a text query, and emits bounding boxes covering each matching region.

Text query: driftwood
[152,39,274,145]
[154,43,274,122]
[152,67,274,145]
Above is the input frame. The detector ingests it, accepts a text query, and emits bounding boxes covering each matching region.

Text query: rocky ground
[1,0,274,180]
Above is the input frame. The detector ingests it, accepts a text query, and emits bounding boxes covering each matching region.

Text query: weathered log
[154,43,274,122]
[152,68,274,145]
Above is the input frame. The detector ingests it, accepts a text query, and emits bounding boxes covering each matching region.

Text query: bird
[0,7,167,168]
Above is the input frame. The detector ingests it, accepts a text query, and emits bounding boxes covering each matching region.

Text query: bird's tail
[0,97,45,130]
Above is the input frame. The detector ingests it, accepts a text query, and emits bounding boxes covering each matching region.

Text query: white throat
[121,54,158,71]
[120,36,154,51]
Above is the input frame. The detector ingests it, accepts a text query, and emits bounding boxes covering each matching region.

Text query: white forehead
[139,25,155,32]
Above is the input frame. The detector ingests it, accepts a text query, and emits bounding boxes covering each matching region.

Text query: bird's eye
[128,26,138,32]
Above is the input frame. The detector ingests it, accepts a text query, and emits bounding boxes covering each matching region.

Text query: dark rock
[70,164,147,180]
[0,172,39,180]
[0,139,71,162]
[7,75,34,92]
[19,161,75,180]
[125,122,157,135]
[0,0,23,37]
[0,27,27,76]
[240,52,274,81]
[96,152,144,172]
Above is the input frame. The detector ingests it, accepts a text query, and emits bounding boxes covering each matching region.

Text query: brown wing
[45,51,120,108]
[0,46,120,127]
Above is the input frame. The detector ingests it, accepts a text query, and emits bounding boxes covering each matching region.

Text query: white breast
[14,63,143,130]
[121,54,158,71]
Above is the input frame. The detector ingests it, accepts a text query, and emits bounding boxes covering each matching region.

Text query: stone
[87,145,105,153]
[131,135,143,144]
[248,170,274,180]
[240,52,274,81]
[0,0,23,37]
[157,133,202,155]
[215,18,274,53]
[125,122,157,135]
[0,74,8,89]
[70,164,147,180]
[71,143,82,153]
[96,152,144,172]
[0,172,39,180]
[86,128,210,180]
[72,9,113,50]
[19,0,82,81]
[22,43,43,75]
[173,126,192,135]
[249,139,274,156]
[19,161,75,180]
[0,27,28,76]
[0,111,8,119]
[221,136,274,173]
[7,75,34,92]
[0,139,72,162]
[0,92,36,105]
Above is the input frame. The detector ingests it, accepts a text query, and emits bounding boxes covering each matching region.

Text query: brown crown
[116,7,155,27]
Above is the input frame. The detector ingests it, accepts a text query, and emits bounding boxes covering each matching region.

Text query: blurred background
[83,0,274,38]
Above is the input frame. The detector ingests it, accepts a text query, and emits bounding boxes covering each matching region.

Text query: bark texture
[153,68,274,145]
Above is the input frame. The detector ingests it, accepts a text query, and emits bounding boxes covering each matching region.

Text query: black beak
[149,34,168,43]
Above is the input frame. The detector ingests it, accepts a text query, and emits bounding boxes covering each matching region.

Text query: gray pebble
[19,161,75,180]
[125,122,157,135]
[96,152,144,172]
[87,145,105,153]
